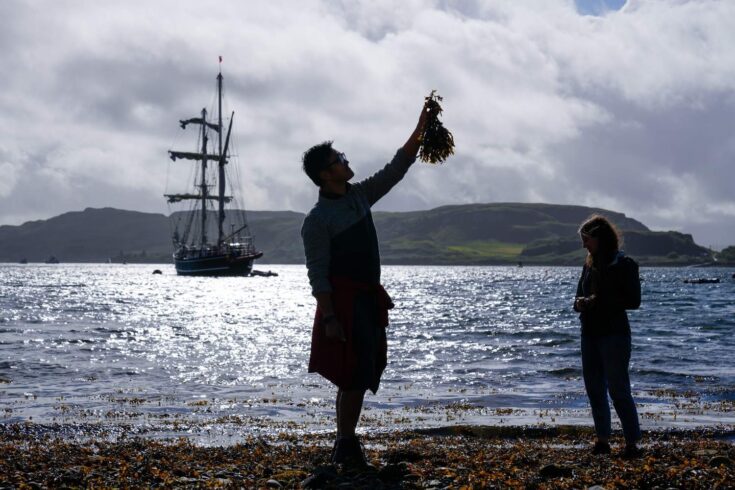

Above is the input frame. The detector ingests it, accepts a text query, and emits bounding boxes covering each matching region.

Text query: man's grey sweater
[301,148,416,295]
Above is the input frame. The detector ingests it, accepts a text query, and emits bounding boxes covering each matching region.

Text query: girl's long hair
[578,214,622,268]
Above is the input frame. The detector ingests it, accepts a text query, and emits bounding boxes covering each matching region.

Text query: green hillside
[372,203,661,265]
[715,246,735,265]
[0,208,172,263]
[0,204,717,265]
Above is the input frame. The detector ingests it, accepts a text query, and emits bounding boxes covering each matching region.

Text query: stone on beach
[1,424,733,489]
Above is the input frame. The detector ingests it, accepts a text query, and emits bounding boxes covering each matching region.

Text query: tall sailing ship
[165,68,262,276]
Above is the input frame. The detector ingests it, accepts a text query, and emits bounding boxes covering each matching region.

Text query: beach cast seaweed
[419,90,455,164]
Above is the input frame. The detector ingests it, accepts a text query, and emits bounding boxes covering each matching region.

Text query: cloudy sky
[1,0,734,248]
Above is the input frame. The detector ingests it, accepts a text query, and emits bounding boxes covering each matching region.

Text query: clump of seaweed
[419,90,455,164]
[2,425,734,488]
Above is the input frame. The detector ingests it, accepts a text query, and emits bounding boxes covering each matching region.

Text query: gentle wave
[0,264,733,430]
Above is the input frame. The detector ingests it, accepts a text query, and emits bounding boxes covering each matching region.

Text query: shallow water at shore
[1,264,733,442]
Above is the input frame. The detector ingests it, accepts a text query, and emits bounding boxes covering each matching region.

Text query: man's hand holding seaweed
[419,90,455,164]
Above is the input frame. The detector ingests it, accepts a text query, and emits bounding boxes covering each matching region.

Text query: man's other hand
[325,319,346,342]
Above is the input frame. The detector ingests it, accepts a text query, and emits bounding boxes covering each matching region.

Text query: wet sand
[1,424,733,488]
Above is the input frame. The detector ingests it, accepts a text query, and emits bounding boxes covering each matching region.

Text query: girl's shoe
[622,444,643,459]
[591,440,611,455]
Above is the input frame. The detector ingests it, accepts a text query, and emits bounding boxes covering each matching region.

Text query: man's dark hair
[302,141,334,187]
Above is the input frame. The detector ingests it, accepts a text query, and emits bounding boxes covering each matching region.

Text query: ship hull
[174,252,262,276]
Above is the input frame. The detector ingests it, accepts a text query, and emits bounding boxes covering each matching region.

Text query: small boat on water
[164,64,262,276]
[683,278,720,284]
[250,269,278,277]
[19,258,28,264]
[45,256,60,264]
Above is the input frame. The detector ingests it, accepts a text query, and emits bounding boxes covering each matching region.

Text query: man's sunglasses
[327,152,348,168]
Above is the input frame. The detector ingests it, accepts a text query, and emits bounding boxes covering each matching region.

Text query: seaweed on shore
[419,90,455,164]
[1,424,733,489]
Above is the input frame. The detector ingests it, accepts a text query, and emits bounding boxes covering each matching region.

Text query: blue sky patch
[575,0,627,16]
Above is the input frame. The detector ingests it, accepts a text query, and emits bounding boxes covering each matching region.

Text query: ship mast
[199,108,209,247]
[165,66,236,252]
[217,72,226,246]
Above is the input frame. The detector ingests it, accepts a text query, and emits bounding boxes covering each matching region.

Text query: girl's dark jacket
[575,251,641,336]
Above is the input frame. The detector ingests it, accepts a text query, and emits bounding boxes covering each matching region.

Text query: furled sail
[165,193,233,203]
[168,151,223,162]
[179,118,221,132]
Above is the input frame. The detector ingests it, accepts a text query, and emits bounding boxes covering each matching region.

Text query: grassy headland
[0,204,721,265]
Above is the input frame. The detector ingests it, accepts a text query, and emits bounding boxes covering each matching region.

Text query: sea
[1,264,733,444]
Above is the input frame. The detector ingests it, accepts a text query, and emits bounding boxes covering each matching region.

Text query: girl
[575,215,642,458]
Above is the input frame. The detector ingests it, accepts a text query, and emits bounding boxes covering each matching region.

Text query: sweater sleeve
[301,213,332,295]
[356,148,416,206]
[573,266,585,311]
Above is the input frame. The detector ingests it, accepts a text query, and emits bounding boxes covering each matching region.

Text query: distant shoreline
[2,204,728,265]
[3,261,734,267]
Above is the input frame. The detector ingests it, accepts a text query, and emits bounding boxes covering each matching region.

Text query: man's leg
[330,390,343,463]
[337,389,365,437]
[332,389,369,466]
[332,293,377,467]
[335,390,342,438]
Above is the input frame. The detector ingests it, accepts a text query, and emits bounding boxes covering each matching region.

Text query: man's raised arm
[359,102,429,206]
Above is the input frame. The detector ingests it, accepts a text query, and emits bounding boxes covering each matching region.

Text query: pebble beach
[2,424,733,488]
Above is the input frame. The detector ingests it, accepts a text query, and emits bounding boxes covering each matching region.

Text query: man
[301,102,428,467]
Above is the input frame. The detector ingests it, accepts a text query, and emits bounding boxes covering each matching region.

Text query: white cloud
[0,0,734,247]
[0,161,20,198]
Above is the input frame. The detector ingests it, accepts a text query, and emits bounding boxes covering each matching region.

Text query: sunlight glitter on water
[1,263,734,438]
